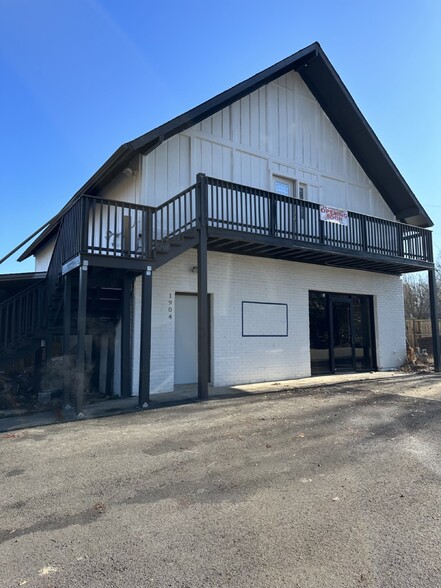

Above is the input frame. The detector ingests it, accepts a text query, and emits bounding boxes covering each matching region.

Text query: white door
[174,294,198,384]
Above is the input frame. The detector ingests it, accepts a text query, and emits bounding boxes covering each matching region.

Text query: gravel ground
[1,372,441,587]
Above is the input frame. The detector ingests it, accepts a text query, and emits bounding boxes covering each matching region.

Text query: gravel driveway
[1,372,441,587]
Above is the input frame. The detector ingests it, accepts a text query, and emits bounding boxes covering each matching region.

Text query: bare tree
[403,272,429,319]
[402,255,441,319]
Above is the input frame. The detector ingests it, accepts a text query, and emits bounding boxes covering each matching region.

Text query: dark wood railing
[82,196,155,259]
[0,174,433,355]
[42,176,434,271]
[0,281,45,354]
[152,184,198,246]
[204,177,433,263]
[45,200,83,314]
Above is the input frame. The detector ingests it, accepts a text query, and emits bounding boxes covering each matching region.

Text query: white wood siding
[34,236,56,272]
[98,156,141,204]
[141,71,395,220]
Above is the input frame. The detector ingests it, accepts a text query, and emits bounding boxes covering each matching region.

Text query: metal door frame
[329,294,356,374]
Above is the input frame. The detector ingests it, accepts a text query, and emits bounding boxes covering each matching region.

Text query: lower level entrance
[309,291,376,375]
[175,294,198,384]
[174,293,211,385]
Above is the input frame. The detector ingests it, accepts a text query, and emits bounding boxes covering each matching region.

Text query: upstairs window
[298,182,307,200]
[273,176,308,200]
[274,178,293,197]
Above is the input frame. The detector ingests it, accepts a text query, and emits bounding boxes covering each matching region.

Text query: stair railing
[0,280,46,354]
[151,184,198,250]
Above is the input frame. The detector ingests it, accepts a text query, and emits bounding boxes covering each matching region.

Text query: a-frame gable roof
[18,42,432,261]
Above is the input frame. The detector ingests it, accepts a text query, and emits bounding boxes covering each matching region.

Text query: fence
[406,319,441,353]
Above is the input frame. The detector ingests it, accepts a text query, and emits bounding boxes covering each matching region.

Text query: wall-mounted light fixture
[122,167,137,177]
[192,266,198,273]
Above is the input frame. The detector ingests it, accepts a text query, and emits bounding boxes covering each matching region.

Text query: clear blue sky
[1,0,440,274]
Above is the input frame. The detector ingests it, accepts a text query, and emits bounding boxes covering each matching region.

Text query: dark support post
[361,217,368,252]
[76,262,88,415]
[397,224,404,258]
[121,276,132,397]
[139,267,153,407]
[319,219,325,244]
[63,273,72,407]
[428,269,440,372]
[196,173,209,400]
[269,194,277,237]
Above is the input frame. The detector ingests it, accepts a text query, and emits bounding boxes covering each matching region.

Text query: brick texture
[129,250,405,395]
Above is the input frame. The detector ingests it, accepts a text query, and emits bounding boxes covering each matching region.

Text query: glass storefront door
[331,297,355,372]
[309,291,375,375]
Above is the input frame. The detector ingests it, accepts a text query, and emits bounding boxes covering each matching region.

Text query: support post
[76,262,88,415]
[139,267,153,407]
[121,276,132,397]
[63,273,72,407]
[269,194,277,237]
[196,173,209,400]
[428,269,440,372]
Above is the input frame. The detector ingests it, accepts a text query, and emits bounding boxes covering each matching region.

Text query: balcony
[54,175,433,277]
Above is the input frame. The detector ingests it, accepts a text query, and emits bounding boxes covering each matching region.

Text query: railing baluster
[226,185,230,230]
[106,201,111,255]
[98,200,103,255]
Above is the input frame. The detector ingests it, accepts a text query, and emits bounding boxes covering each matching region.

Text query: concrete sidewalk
[0,370,423,433]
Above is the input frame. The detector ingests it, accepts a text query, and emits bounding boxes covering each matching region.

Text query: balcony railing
[45,176,438,277]
[0,281,45,354]
[2,176,431,356]
[204,177,432,262]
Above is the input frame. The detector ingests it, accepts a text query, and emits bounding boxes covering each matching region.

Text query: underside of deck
[206,228,433,275]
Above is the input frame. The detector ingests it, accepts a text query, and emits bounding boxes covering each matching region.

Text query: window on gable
[273,176,308,201]
[298,182,307,200]
[274,178,292,197]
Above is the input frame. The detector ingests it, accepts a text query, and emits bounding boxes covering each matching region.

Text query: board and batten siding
[141,71,394,221]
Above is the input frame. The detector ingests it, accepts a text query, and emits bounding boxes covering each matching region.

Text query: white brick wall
[130,250,406,395]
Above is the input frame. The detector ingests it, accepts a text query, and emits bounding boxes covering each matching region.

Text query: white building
[0,43,437,412]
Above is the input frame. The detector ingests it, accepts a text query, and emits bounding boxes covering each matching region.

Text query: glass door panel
[331,299,355,372]
[309,292,330,374]
[353,296,374,371]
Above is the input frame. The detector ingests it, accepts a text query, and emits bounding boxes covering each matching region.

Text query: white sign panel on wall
[242,301,288,337]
